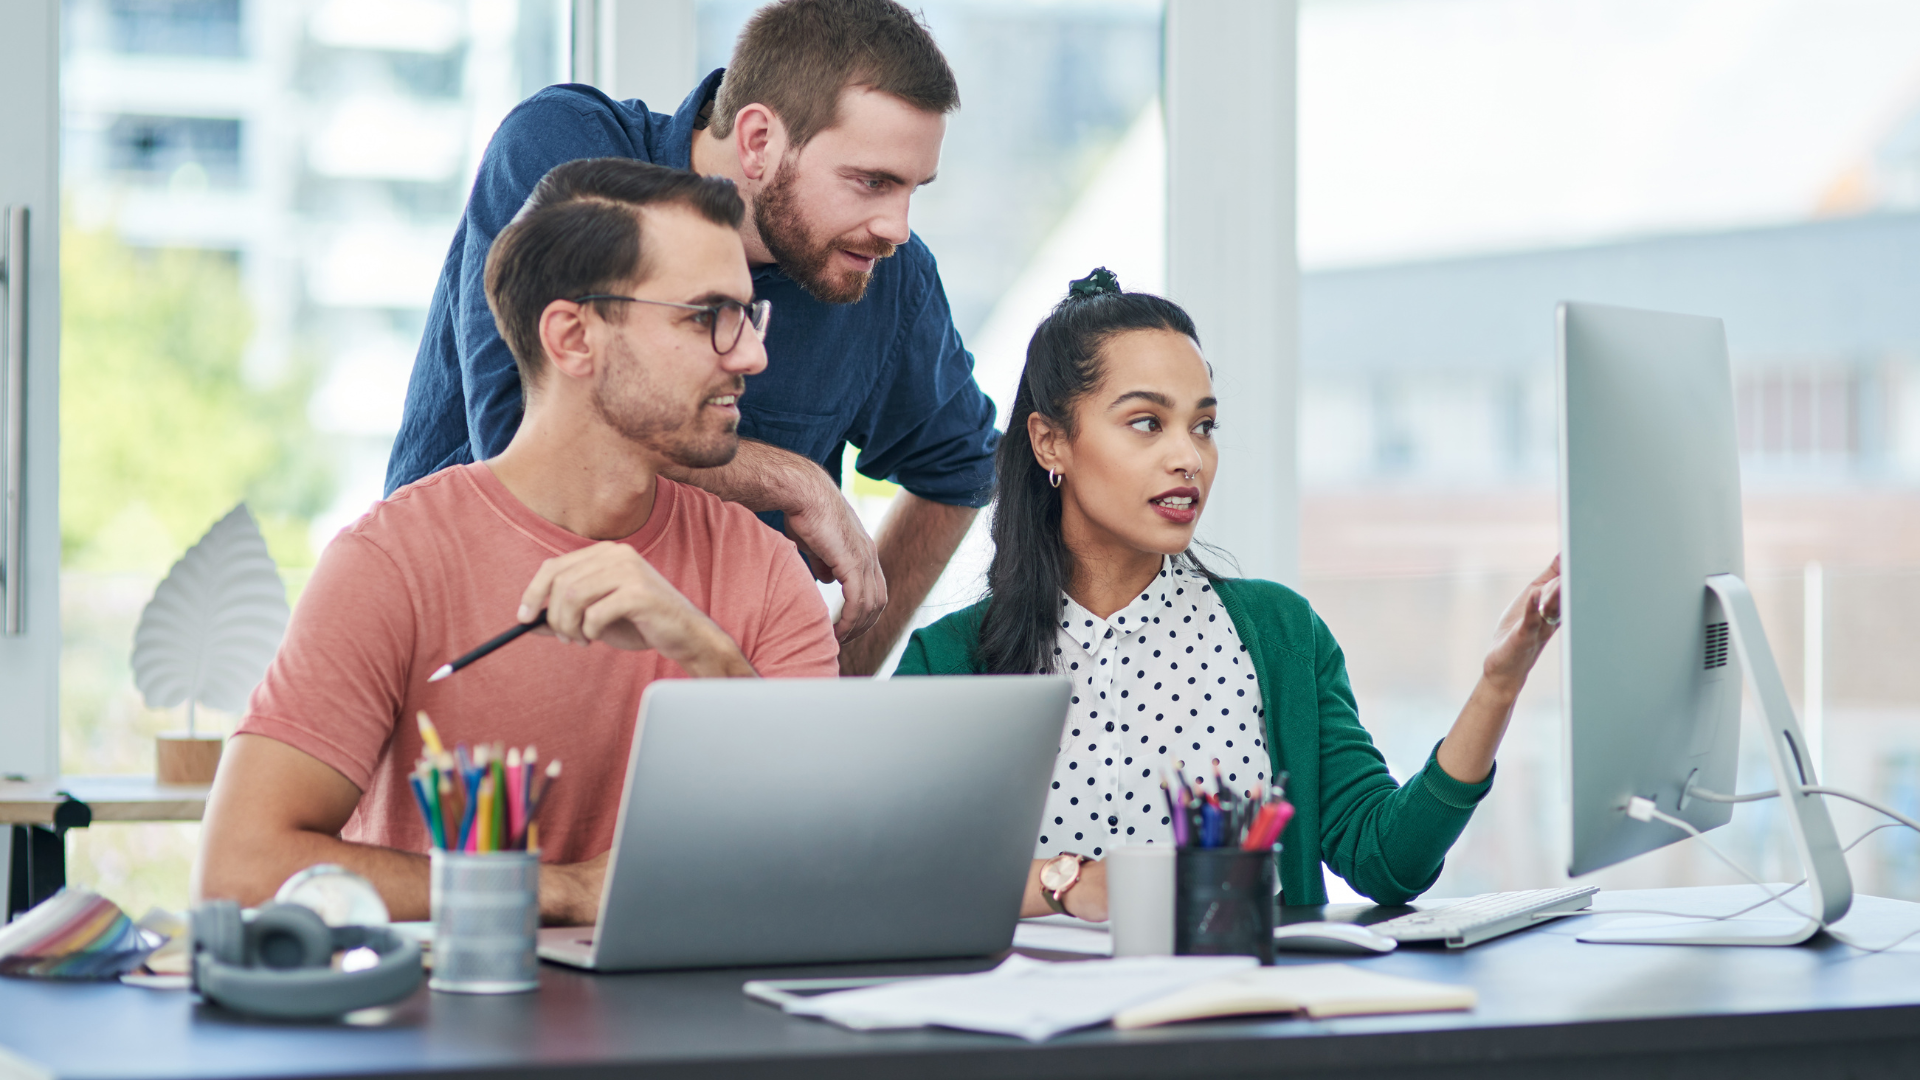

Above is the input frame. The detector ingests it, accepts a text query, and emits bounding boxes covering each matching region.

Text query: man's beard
[754,156,895,304]
[592,336,743,470]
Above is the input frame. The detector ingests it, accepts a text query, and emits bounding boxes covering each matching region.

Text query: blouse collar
[1059,555,1178,656]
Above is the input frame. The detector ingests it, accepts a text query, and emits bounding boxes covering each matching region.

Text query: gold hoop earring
[1047,469,1062,488]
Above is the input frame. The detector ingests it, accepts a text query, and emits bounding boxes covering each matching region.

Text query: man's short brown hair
[711,0,960,150]
[484,158,745,391]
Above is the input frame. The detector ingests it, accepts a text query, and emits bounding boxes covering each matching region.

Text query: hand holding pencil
[516,542,740,662]
[428,542,755,681]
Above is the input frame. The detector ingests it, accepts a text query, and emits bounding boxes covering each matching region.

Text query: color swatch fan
[0,889,164,980]
[132,503,290,782]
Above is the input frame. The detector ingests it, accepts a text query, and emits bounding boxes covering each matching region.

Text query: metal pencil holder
[1174,847,1277,964]
[430,849,540,994]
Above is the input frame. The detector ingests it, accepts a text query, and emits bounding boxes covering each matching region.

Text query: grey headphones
[190,899,423,1020]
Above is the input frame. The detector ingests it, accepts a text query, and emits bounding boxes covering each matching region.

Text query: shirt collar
[658,67,728,171]
[1061,555,1176,653]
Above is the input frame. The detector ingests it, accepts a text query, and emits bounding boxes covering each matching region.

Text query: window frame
[0,0,64,783]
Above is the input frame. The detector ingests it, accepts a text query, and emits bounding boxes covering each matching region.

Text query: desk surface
[0,776,209,826]
[6,886,1920,1080]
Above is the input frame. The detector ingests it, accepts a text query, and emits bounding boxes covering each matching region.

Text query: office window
[58,0,568,917]
[1297,0,1920,902]
[106,0,244,57]
[104,114,243,185]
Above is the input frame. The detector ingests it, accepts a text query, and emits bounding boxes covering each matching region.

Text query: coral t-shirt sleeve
[748,540,841,678]
[238,531,417,792]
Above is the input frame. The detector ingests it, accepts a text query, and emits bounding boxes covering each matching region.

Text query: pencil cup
[1107,845,1176,956]
[1174,847,1277,964]
[430,850,540,994]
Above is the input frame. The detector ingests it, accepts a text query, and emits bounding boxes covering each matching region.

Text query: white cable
[1581,822,1903,924]
[1625,797,1812,919]
[1624,789,1920,952]
[1688,783,1920,838]
[1803,787,1920,837]
[1843,820,1909,854]
[1685,788,1779,804]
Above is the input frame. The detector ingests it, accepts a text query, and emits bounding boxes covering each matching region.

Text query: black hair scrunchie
[1066,267,1121,300]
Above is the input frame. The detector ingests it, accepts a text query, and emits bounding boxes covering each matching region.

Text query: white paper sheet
[1010,922,1113,956]
[782,954,1256,1041]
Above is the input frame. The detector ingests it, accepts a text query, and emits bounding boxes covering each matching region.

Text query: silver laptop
[537,675,1069,971]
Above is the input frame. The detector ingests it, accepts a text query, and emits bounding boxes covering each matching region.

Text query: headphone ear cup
[247,902,335,970]
[192,900,246,967]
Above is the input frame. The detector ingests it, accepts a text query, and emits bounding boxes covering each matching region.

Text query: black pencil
[428,611,547,682]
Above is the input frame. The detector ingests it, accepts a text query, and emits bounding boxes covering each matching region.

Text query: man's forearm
[195,827,432,920]
[195,829,600,925]
[661,438,831,513]
[839,494,976,676]
[666,437,888,643]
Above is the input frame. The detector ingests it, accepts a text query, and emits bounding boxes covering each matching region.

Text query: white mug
[1105,844,1176,956]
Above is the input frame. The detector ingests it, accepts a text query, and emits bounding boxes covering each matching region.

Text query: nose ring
[1181,470,1194,481]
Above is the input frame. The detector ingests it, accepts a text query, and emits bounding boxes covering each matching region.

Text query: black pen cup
[1174,847,1277,964]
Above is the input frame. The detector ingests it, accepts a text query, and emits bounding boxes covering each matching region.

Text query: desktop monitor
[1557,301,1851,945]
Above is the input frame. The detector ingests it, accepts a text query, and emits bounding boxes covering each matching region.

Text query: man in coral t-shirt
[194,159,840,924]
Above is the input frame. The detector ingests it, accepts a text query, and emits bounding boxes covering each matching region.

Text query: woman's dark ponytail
[978,268,1214,675]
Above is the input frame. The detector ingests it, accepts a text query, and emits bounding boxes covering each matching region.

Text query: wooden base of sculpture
[156,734,224,785]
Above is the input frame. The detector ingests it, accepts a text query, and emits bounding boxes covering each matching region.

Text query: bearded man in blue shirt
[387,0,995,674]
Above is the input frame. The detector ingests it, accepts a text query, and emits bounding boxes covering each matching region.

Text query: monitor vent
[1704,622,1730,670]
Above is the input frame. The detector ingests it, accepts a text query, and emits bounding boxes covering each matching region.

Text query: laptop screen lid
[586,675,1069,971]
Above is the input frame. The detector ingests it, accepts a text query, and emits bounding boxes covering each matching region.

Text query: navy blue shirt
[386,69,999,515]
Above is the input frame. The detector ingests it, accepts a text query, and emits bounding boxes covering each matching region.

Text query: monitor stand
[1578,573,1853,947]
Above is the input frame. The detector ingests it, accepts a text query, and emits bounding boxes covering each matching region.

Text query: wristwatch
[1039,852,1091,916]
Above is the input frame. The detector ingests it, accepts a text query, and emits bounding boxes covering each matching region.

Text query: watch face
[1040,854,1080,892]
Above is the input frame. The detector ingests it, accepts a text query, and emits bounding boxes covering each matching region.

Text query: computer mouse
[1271,921,1398,955]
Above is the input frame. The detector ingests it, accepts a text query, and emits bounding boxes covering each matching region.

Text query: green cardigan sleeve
[1216,578,1492,905]
[1305,610,1492,904]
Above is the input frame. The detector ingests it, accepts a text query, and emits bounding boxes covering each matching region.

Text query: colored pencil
[409,734,557,852]
[416,711,445,756]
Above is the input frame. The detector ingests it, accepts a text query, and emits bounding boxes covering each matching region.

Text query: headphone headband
[191,902,423,1020]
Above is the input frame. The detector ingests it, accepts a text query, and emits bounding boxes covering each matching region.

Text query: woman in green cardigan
[895,269,1562,921]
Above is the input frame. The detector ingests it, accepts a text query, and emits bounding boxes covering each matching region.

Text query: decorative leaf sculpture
[132,503,291,734]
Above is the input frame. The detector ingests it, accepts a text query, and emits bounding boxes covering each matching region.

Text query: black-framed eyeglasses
[570,294,773,355]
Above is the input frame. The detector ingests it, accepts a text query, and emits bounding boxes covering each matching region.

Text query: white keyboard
[1368,886,1599,948]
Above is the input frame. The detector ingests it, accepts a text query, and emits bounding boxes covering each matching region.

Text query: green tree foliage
[60,226,334,572]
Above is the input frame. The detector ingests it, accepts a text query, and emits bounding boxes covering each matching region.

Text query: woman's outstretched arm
[1435,557,1563,784]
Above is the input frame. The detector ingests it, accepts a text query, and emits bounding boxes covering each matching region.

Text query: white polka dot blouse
[1033,557,1267,859]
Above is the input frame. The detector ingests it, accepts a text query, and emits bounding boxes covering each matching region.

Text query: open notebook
[749,955,1474,1041]
[1112,963,1476,1028]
